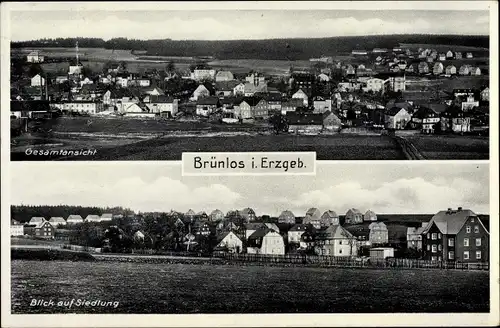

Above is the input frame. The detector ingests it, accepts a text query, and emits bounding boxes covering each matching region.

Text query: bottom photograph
[9,162,490,314]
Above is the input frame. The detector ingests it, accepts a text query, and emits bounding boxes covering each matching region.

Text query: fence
[213,252,489,271]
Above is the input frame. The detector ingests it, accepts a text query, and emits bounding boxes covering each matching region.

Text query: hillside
[11,35,489,60]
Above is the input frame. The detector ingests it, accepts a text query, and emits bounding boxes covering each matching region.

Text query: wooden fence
[213,252,489,271]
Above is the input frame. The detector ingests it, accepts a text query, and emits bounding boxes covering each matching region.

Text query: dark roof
[215,81,240,91]
[220,96,244,105]
[11,100,50,112]
[150,95,175,103]
[282,99,304,108]
[254,92,282,102]
[238,97,262,107]
[386,107,405,116]
[248,228,273,240]
[413,106,438,119]
[286,112,324,125]
[197,96,219,106]
[422,209,475,235]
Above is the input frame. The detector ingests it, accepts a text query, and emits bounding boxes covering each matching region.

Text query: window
[464,238,469,247]
[448,251,455,260]
[476,238,481,247]
[464,251,469,260]
[448,238,455,247]
[476,251,481,260]
[438,244,442,251]
[438,256,442,261]
[466,226,471,233]
[431,256,437,261]
[432,245,437,253]
[426,245,430,251]
[427,233,430,239]
[438,233,442,239]
[432,233,437,240]
[474,225,479,233]
[470,217,475,223]
[339,249,343,254]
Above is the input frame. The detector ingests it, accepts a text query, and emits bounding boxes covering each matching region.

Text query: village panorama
[10,34,489,161]
[11,204,490,313]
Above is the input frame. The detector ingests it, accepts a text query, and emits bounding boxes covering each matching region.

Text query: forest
[11,35,489,60]
[10,205,134,223]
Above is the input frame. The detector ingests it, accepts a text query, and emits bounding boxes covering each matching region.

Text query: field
[209,59,312,75]
[399,43,489,53]
[406,75,489,92]
[406,135,489,160]
[11,260,489,313]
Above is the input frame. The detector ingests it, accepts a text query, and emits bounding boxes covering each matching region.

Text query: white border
[1,1,499,327]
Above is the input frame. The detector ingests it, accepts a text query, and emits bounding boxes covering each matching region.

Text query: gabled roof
[29,217,45,223]
[316,225,355,240]
[85,215,101,221]
[238,97,261,107]
[321,210,338,219]
[264,223,280,232]
[197,96,219,106]
[422,209,475,235]
[67,214,83,221]
[245,222,265,230]
[386,107,407,116]
[49,217,66,223]
[413,106,438,119]
[248,228,273,240]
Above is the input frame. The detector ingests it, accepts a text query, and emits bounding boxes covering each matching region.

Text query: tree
[269,114,289,134]
[166,61,175,74]
[119,61,128,72]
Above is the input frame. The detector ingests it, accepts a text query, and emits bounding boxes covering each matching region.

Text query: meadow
[11,260,489,313]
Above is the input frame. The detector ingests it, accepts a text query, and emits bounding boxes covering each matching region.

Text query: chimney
[458,207,463,211]
[446,207,452,214]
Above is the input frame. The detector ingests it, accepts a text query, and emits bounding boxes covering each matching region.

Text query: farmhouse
[215,231,243,253]
[145,96,179,117]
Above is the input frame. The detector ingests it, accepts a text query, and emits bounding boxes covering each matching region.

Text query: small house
[209,209,225,222]
[11,220,24,236]
[370,247,394,262]
[385,107,411,130]
[368,222,389,245]
[445,65,457,75]
[363,210,377,222]
[66,215,84,224]
[345,209,363,225]
[433,62,444,75]
[303,208,322,229]
[49,217,66,227]
[278,210,296,224]
[215,231,243,253]
[196,96,219,117]
[320,211,339,227]
[85,215,101,223]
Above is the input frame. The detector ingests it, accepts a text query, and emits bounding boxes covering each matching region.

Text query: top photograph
[8,7,491,161]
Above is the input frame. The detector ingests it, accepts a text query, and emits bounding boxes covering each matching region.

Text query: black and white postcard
[1,1,498,328]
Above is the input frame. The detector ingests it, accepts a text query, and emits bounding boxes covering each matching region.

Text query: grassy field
[11,260,489,313]
[209,59,312,75]
[399,43,489,52]
[407,135,489,160]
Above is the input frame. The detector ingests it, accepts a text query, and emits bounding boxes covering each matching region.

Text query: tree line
[11,35,489,60]
[11,205,134,223]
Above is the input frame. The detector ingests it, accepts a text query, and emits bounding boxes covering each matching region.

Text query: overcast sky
[10,162,490,216]
[10,9,490,41]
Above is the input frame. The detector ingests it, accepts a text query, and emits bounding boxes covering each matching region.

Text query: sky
[9,9,490,41]
[10,162,490,216]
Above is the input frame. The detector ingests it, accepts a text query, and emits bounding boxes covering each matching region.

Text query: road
[394,136,425,160]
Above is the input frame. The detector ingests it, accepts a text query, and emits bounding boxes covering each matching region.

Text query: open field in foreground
[406,135,489,160]
[11,260,489,313]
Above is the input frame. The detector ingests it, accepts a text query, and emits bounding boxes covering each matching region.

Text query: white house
[247,229,285,255]
[385,107,412,130]
[67,215,84,224]
[68,65,83,75]
[481,87,489,102]
[29,217,46,225]
[191,84,211,101]
[51,101,104,115]
[215,71,234,82]
[27,51,45,63]
[192,69,216,81]
[31,74,45,87]
[363,78,386,93]
[292,89,309,106]
[216,231,243,253]
[145,97,179,117]
[318,73,330,82]
[100,213,113,222]
[11,220,24,236]
[314,225,358,256]
[85,215,101,223]
[445,65,457,75]
[288,224,307,244]
[233,83,245,96]
[363,210,377,221]
[446,50,454,58]
[49,217,66,227]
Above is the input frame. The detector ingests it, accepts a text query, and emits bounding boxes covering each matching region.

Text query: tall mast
[76,40,79,66]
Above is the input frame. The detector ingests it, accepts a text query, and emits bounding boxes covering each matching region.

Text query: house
[29,217,46,225]
[281,99,304,115]
[459,65,471,76]
[460,95,479,111]
[31,74,45,87]
[320,211,339,227]
[196,96,219,116]
[385,107,411,130]
[421,207,488,263]
[264,223,280,233]
[480,87,489,102]
[345,209,363,225]
[245,72,266,86]
[418,62,429,74]
[446,50,453,58]
[67,215,83,224]
[52,101,104,115]
[253,99,271,119]
[247,229,285,255]
[209,209,225,222]
[303,208,321,229]
[445,65,457,75]
[314,225,358,256]
[24,221,55,239]
[286,112,323,134]
[243,82,267,96]
[344,64,356,76]
[100,213,113,222]
[234,97,261,119]
[195,222,211,236]
[455,52,462,59]
[362,78,386,93]
[215,231,243,253]
[426,56,434,63]
[215,81,240,97]
[192,69,216,81]
[11,220,24,236]
[318,73,330,82]
[470,67,481,76]
[433,62,444,75]
[411,106,440,134]
[363,210,377,222]
[278,210,296,224]
[370,247,394,262]
[245,223,266,240]
[466,52,473,58]
[102,89,138,107]
[191,84,211,101]
[215,70,234,82]
[27,51,45,63]
[85,215,101,223]
[288,224,308,244]
[438,53,446,61]
[313,96,332,113]
[49,217,66,227]
[233,83,245,96]
[145,96,179,117]
[55,76,69,84]
[368,222,388,245]
[407,223,427,250]
[255,92,282,113]
[240,208,257,222]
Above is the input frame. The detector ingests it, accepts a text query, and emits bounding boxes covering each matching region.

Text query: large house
[247,229,285,255]
[345,209,363,225]
[24,221,55,239]
[278,210,296,224]
[385,107,411,130]
[145,96,179,117]
[421,207,489,263]
[314,225,358,256]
